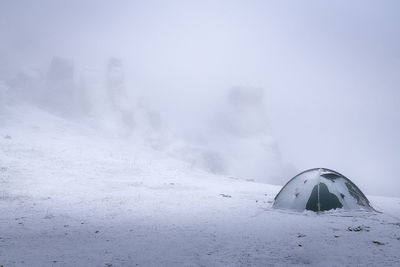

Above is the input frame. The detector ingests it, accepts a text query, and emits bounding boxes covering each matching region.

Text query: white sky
[1,0,399,197]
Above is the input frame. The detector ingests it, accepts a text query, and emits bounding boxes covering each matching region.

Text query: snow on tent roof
[273,168,372,212]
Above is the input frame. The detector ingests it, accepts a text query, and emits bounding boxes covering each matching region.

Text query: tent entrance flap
[305,182,343,212]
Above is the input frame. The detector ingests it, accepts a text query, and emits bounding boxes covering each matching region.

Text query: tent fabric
[273,168,372,212]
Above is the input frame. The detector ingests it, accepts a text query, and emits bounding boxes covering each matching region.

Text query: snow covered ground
[1,104,400,267]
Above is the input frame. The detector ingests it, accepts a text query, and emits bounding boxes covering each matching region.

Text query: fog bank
[1,0,399,197]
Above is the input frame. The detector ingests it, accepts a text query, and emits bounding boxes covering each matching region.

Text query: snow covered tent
[273,168,372,212]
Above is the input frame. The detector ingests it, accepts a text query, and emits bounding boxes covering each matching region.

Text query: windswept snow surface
[1,104,400,267]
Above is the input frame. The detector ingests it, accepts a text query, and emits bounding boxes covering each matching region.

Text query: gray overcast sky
[1,1,399,197]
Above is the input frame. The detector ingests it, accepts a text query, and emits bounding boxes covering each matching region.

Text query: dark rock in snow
[347,225,370,232]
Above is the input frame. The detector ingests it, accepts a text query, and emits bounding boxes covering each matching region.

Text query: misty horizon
[1,0,399,197]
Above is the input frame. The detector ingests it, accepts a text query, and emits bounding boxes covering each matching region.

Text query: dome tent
[273,168,372,212]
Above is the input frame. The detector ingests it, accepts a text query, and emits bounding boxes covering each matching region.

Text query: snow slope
[1,104,400,267]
